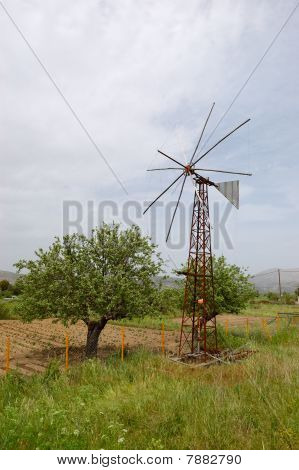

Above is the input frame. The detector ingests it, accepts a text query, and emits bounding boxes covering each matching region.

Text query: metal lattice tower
[179,177,217,355]
[143,103,252,357]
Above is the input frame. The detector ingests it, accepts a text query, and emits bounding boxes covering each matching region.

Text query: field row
[0,319,178,375]
[0,315,295,375]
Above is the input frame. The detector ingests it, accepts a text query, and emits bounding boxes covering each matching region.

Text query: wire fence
[250,268,299,296]
[1,315,298,376]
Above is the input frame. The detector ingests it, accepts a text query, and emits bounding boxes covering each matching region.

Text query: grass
[112,313,179,330]
[111,302,299,332]
[113,300,299,331]
[2,297,298,327]
[241,303,299,318]
[0,326,298,450]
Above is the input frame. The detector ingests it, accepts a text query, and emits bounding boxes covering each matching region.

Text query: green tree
[0,279,11,292]
[15,224,163,358]
[155,282,184,316]
[213,256,256,313]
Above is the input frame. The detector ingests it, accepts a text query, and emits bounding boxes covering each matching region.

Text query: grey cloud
[1,0,299,272]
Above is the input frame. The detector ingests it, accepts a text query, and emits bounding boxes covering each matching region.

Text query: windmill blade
[217,180,239,209]
[143,172,184,215]
[194,167,252,176]
[147,167,181,171]
[190,102,215,165]
[166,173,188,242]
[157,150,185,169]
[192,118,250,166]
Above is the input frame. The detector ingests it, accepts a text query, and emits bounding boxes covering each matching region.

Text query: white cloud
[0,0,299,272]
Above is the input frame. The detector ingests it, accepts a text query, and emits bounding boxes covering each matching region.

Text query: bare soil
[0,319,179,375]
[0,315,273,375]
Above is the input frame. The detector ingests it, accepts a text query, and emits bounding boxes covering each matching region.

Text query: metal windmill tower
[144,103,252,358]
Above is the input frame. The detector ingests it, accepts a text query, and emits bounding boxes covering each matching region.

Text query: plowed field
[0,315,273,375]
[0,319,179,375]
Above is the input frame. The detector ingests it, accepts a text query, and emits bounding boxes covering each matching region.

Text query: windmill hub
[184,164,193,175]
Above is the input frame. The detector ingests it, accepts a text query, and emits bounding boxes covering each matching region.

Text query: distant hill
[2,268,298,293]
[0,271,179,288]
[0,270,19,284]
[154,275,182,288]
[250,268,299,293]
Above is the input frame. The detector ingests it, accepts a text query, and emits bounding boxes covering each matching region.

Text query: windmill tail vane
[143,102,252,358]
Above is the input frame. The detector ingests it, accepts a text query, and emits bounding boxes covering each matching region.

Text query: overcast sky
[0,0,298,275]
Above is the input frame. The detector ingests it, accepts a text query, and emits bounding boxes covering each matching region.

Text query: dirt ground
[0,319,179,375]
[0,315,275,375]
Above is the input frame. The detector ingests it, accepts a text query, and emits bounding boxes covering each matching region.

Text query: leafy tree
[176,256,256,315]
[213,256,256,314]
[15,224,163,357]
[12,283,21,296]
[0,280,11,292]
[155,281,184,316]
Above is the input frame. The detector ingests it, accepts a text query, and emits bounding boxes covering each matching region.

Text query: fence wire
[250,269,299,295]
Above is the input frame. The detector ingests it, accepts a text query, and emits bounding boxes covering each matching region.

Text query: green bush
[0,302,10,320]
[213,256,257,314]
[0,279,11,291]
[266,292,296,305]
[281,292,296,305]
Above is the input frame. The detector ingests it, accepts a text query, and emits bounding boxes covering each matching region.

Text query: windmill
[144,103,252,357]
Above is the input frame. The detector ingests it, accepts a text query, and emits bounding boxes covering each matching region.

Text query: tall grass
[241,302,299,317]
[112,313,179,330]
[0,327,298,450]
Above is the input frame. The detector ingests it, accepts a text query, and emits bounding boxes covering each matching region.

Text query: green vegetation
[0,279,20,299]
[0,327,298,450]
[113,313,179,330]
[0,302,10,320]
[263,291,298,304]
[213,256,257,313]
[242,302,299,318]
[177,255,257,316]
[14,224,163,357]
[0,279,11,291]
[0,300,20,320]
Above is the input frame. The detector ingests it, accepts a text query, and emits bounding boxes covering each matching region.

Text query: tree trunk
[85,317,108,358]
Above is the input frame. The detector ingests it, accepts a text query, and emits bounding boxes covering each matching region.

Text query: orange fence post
[5,336,10,373]
[65,334,69,370]
[262,318,271,338]
[161,321,165,355]
[225,319,229,336]
[121,327,125,362]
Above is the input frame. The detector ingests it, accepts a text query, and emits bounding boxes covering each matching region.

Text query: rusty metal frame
[179,177,217,356]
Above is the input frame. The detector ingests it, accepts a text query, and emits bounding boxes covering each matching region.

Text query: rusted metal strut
[179,178,217,356]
